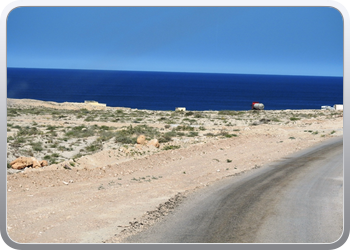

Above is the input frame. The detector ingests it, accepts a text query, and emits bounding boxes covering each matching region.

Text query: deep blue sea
[7,68,343,111]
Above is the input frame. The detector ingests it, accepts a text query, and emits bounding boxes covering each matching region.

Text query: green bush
[185,111,194,116]
[31,142,43,152]
[85,140,103,152]
[99,131,115,141]
[176,125,194,131]
[65,125,95,138]
[158,135,172,143]
[16,126,42,136]
[163,145,181,150]
[218,110,240,116]
[187,131,198,137]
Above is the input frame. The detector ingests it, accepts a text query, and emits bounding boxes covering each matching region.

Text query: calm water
[7,68,343,111]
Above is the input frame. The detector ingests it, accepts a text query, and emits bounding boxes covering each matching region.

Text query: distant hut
[175,107,186,111]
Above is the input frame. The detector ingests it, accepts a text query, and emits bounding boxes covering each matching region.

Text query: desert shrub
[115,131,136,144]
[65,125,95,138]
[163,145,181,150]
[194,113,204,118]
[44,153,61,164]
[99,125,111,131]
[218,110,239,116]
[9,137,26,148]
[7,108,21,117]
[272,118,281,122]
[116,125,160,139]
[187,131,198,137]
[116,135,136,144]
[164,130,177,137]
[290,117,301,121]
[99,131,115,141]
[31,141,43,152]
[85,140,103,152]
[46,125,59,131]
[204,133,215,137]
[176,125,194,131]
[158,135,172,143]
[50,142,59,148]
[84,116,95,122]
[43,155,51,160]
[185,111,194,116]
[73,153,83,159]
[16,126,42,136]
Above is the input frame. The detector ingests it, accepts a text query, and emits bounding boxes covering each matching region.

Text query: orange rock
[10,157,47,169]
[147,139,160,148]
[40,160,48,167]
[31,157,41,168]
[10,157,34,170]
[137,135,147,144]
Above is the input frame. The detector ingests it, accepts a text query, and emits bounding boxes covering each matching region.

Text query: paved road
[124,137,343,243]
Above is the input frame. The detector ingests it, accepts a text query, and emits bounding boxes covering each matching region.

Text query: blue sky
[7,7,343,76]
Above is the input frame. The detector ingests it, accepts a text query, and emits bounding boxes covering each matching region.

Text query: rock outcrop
[10,157,48,170]
[147,139,160,148]
[136,135,147,145]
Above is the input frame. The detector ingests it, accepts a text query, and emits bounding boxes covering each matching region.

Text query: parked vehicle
[252,102,264,110]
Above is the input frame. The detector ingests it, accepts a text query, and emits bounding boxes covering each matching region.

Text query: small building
[175,107,186,111]
[321,105,334,111]
[334,104,343,111]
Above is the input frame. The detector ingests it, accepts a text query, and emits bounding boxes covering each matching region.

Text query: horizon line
[7,66,343,78]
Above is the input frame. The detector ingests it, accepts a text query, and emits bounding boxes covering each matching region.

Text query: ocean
[7,68,343,111]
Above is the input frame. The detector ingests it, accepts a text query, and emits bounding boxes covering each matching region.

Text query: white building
[175,107,186,111]
[334,104,343,111]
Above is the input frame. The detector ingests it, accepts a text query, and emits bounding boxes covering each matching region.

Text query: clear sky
[7,7,343,76]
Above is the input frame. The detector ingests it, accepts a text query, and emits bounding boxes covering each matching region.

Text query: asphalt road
[124,136,343,243]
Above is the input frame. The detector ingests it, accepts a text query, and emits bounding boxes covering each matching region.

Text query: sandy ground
[6,98,343,243]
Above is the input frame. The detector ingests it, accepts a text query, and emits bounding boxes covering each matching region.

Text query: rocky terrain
[6,98,343,243]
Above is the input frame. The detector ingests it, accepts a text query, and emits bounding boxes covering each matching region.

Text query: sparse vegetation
[163,145,181,150]
[6,101,343,170]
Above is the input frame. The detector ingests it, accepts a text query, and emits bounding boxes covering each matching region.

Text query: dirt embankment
[6,98,343,243]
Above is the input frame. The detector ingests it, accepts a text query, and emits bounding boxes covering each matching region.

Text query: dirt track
[6,99,343,243]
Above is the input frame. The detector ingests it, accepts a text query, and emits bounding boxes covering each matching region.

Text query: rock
[40,160,48,167]
[147,139,160,148]
[10,157,46,169]
[137,135,147,144]
[10,157,34,170]
[63,164,72,170]
[31,157,41,168]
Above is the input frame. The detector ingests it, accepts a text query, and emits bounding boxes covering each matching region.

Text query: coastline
[6,98,343,243]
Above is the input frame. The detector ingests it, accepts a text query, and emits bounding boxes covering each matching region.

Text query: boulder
[40,160,48,167]
[147,139,160,148]
[10,157,47,169]
[137,134,147,144]
[31,157,41,168]
[10,157,34,170]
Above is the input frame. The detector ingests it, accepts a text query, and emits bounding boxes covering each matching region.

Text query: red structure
[252,102,264,110]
